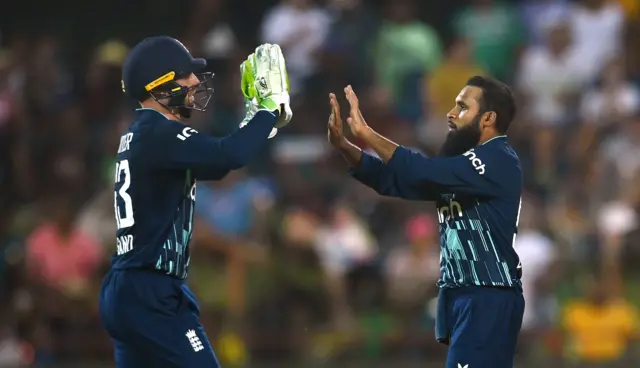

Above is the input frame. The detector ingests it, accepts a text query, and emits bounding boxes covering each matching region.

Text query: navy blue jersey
[111,108,276,279]
[351,136,522,289]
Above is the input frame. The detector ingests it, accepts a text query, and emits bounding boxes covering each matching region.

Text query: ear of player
[240,44,293,131]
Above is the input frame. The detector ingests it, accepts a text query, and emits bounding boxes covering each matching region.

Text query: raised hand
[327,93,346,147]
[241,44,293,128]
[344,85,369,138]
[239,58,277,138]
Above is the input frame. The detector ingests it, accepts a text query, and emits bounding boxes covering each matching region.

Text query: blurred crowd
[1,0,639,366]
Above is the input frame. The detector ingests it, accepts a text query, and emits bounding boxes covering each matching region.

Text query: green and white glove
[239,95,278,139]
[240,43,293,129]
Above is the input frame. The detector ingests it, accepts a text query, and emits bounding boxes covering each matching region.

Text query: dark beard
[438,115,482,157]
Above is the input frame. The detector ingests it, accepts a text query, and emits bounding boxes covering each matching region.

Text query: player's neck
[139,100,181,121]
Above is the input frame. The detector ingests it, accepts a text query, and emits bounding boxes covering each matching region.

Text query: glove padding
[239,96,278,139]
[239,57,277,138]
[240,43,293,129]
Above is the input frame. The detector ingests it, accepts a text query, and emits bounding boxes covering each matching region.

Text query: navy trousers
[436,285,525,368]
[99,269,220,368]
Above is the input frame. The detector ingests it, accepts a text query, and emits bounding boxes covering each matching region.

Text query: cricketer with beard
[327,77,524,368]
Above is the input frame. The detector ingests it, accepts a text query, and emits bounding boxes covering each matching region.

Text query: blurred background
[0,0,639,366]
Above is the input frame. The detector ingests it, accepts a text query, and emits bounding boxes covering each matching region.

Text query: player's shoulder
[473,136,520,167]
[116,109,193,163]
[133,108,198,143]
[471,136,522,190]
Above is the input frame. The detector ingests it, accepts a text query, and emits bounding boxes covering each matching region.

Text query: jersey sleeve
[149,110,277,180]
[350,152,440,201]
[383,144,520,198]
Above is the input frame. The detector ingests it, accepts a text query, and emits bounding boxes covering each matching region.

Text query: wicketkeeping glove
[239,94,278,139]
[240,43,293,129]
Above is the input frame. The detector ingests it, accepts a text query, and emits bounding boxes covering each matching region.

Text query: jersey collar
[135,107,169,119]
[480,135,507,146]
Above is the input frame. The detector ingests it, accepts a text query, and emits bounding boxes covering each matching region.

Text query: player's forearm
[358,127,399,163]
[349,153,394,195]
[220,110,278,169]
[386,147,477,194]
[350,151,429,200]
[355,128,439,193]
[335,138,363,168]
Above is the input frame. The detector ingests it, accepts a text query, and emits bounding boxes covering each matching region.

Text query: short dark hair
[466,76,516,134]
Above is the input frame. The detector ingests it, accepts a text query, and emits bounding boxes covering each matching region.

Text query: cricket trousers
[436,285,525,368]
[99,268,221,368]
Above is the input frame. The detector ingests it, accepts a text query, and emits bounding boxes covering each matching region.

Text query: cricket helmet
[121,36,214,117]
